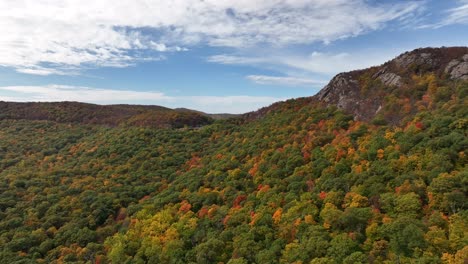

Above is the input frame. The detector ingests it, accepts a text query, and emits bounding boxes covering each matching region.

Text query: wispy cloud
[420,0,468,28]
[0,0,423,75]
[185,95,283,113]
[438,0,468,26]
[15,67,78,76]
[246,75,326,87]
[0,85,170,102]
[0,85,282,114]
[207,55,268,65]
[209,50,401,78]
[279,51,397,75]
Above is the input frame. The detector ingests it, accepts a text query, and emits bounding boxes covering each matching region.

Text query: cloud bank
[434,0,468,27]
[0,85,282,114]
[246,75,326,86]
[209,50,402,87]
[0,0,422,75]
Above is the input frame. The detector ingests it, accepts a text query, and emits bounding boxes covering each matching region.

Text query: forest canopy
[0,50,467,263]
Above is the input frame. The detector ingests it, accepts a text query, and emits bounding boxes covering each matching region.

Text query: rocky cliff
[315,47,468,122]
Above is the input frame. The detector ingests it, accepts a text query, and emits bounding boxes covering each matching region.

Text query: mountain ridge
[244,46,468,124]
[0,101,216,128]
[315,46,468,122]
[2,47,467,127]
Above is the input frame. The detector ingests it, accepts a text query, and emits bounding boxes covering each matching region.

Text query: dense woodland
[0,51,467,263]
[0,102,214,129]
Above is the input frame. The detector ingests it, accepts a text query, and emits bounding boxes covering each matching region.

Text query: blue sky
[0,0,467,113]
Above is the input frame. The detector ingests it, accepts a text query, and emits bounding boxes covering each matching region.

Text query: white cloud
[437,0,468,26]
[280,51,398,75]
[15,66,76,76]
[247,75,326,86]
[209,50,401,78]
[0,85,171,102]
[0,0,422,75]
[420,0,468,28]
[207,55,268,65]
[0,85,282,114]
[208,50,402,90]
[184,95,283,113]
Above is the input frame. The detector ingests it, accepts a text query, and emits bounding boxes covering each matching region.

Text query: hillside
[316,47,468,123]
[0,101,214,128]
[246,47,468,124]
[0,47,466,263]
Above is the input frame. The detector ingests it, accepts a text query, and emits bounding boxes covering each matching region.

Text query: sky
[0,0,467,113]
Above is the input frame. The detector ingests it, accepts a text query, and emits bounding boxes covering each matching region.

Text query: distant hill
[174,107,240,120]
[0,101,214,128]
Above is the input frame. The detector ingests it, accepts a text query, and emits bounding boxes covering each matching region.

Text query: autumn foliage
[0,56,467,263]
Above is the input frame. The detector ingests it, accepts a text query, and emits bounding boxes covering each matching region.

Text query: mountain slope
[245,47,468,124]
[316,47,468,122]
[0,47,466,263]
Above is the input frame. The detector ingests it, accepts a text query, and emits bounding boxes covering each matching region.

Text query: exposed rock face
[394,52,438,70]
[316,72,381,121]
[314,47,468,122]
[445,54,468,80]
[317,73,358,103]
[378,72,402,87]
[372,68,403,87]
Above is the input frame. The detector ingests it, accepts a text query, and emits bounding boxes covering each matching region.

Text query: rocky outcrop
[245,47,468,124]
[316,73,381,121]
[372,68,403,87]
[445,54,468,80]
[378,72,402,87]
[313,47,468,122]
[393,52,438,70]
[317,73,359,103]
